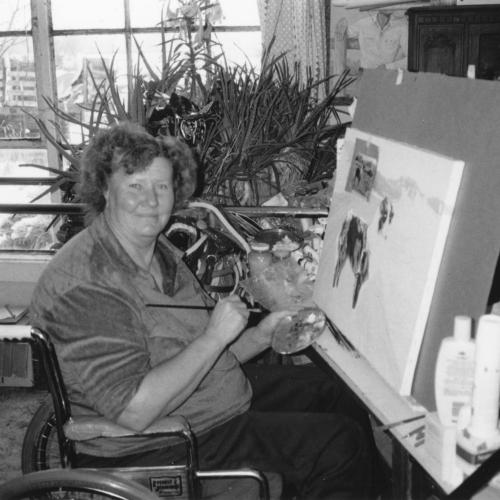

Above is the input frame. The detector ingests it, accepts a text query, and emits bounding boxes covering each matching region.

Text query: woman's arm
[117,295,249,431]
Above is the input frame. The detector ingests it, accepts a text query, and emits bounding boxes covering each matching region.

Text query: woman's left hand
[229,309,293,362]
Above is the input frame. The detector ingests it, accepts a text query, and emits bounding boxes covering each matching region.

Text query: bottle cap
[476,314,500,342]
[250,241,270,252]
[454,315,472,342]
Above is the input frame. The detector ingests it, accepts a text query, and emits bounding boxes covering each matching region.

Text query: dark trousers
[77,363,382,499]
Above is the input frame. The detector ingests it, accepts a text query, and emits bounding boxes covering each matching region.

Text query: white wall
[0,254,51,306]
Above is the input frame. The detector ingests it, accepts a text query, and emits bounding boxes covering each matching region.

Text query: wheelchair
[0,468,160,499]
[2,325,279,499]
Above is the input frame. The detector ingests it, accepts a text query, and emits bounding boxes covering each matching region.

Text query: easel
[352,68,500,411]
[313,68,500,498]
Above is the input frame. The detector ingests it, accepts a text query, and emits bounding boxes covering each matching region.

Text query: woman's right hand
[204,295,250,347]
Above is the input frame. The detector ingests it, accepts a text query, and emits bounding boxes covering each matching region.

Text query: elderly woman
[30,122,381,499]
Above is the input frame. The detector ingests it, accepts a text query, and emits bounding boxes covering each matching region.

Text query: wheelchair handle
[0,324,32,340]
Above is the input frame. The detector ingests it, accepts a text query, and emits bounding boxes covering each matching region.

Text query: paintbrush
[378,414,426,432]
[324,314,357,352]
[146,303,263,313]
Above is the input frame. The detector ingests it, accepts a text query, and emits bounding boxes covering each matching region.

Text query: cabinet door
[468,23,500,80]
[413,24,465,76]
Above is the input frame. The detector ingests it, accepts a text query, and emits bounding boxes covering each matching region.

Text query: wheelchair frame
[2,325,271,499]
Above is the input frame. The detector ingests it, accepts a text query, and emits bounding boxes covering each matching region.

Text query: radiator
[0,341,33,387]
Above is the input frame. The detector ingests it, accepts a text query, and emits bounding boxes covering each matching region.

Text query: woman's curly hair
[78,121,197,224]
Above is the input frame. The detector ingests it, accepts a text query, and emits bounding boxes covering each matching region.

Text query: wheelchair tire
[21,399,61,473]
[0,469,159,500]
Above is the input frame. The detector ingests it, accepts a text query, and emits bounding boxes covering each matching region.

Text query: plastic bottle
[467,314,500,439]
[248,242,272,276]
[434,315,475,426]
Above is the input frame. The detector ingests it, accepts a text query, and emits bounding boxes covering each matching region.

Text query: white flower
[180,1,200,18]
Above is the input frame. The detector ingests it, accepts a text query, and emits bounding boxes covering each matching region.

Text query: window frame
[0,0,261,255]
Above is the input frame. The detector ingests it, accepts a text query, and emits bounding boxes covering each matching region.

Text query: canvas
[314,128,464,394]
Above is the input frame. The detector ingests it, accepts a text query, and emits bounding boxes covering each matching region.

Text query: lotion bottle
[467,314,500,439]
[435,315,475,426]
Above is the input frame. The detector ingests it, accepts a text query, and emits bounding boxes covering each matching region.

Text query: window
[0,0,261,252]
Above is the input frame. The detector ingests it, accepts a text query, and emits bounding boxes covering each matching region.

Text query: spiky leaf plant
[22,9,354,241]
[197,49,354,205]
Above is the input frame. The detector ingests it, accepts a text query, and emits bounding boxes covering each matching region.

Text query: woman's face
[104,157,175,243]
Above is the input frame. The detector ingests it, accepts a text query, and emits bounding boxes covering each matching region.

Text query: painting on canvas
[314,128,465,394]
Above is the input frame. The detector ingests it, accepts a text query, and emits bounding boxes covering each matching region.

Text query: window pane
[129,0,167,28]
[54,35,128,142]
[214,32,261,69]
[0,191,58,250]
[0,0,31,31]
[133,32,209,83]
[51,0,124,29]
[216,0,259,26]
[133,33,170,78]
[54,35,128,101]
[0,148,50,203]
[140,1,260,27]
[132,31,261,102]
[0,149,48,178]
[0,184,52,204]
[0,212,58,251]
[0,37,40,140]
[133,31,261,78]
[0,149,59,251]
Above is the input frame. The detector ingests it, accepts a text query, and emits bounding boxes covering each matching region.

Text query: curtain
[257,0,327,100]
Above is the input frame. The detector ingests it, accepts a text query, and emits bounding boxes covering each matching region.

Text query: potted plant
[197,50,353,205]
[22,4,354,243]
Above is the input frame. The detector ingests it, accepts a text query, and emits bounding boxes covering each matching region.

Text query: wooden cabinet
[407,5,500,79]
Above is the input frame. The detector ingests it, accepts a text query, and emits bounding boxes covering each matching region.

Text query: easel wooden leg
[392,440,444,500]
[392,442,412,499]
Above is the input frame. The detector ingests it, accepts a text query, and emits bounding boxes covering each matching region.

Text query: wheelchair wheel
[22,400,61,472]
[0,469,159,500]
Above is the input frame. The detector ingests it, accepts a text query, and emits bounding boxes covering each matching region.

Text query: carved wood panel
[407,5,500,80]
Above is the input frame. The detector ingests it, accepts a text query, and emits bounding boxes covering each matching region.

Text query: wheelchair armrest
[64,415,190,441]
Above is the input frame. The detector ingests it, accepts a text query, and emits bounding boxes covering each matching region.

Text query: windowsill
[0,250,53,266]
